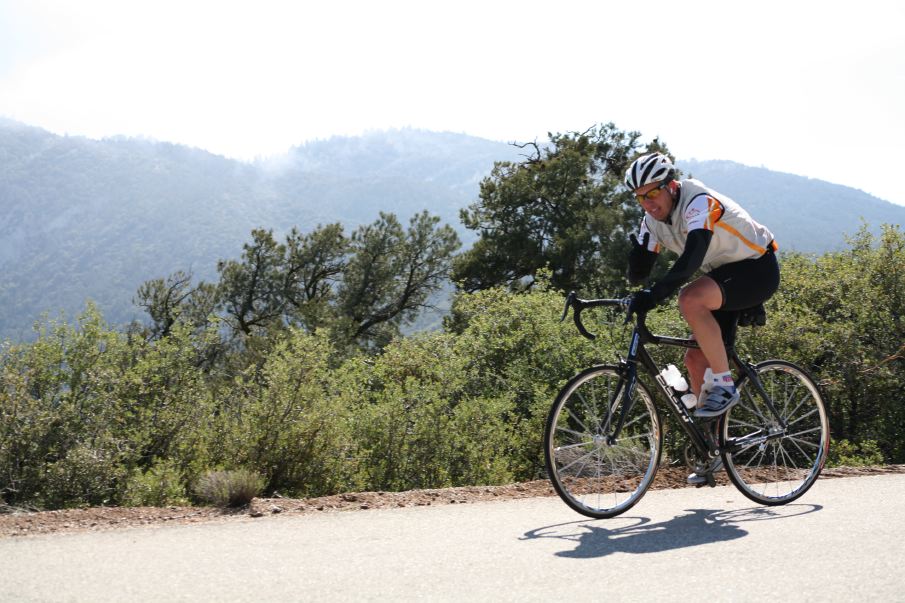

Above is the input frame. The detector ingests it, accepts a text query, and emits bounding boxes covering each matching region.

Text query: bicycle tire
[722,359,830,505]
[544,365,663,519]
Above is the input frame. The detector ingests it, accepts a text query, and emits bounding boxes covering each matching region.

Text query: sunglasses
[635,181,669,203]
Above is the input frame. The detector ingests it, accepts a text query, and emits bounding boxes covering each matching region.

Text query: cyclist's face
[635,181,673,221]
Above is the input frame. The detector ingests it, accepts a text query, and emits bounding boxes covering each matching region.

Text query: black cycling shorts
[706,248,780,346]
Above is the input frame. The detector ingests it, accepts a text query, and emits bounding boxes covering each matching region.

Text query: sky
[2,0,904,206]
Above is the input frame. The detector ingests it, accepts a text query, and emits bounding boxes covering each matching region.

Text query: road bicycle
[544,292,830,519]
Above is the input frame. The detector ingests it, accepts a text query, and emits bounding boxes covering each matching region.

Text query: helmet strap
[666,181,680,225]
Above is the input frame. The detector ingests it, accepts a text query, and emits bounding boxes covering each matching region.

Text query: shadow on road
[522,504,822,558]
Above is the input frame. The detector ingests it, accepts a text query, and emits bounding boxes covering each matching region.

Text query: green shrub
[122,460,190,507]
[194,469,265,507]
[40,443,126,509]
[827,439,885,467]
[219,329,359,498]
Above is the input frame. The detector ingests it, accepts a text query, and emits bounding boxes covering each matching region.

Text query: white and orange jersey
[637,178,776,272]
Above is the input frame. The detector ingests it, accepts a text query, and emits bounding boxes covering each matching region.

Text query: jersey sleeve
[639,217,661,252]
[684,194,724,232]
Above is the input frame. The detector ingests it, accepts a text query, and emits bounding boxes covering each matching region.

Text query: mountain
[1,118,903,340]
[262,129,518,239]
[0,120,520,340]
[677,159,905,252]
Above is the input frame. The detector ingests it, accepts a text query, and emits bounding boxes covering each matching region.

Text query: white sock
[712,371,735,390]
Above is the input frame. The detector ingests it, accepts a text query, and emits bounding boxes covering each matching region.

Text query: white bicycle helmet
[625,153,675,191]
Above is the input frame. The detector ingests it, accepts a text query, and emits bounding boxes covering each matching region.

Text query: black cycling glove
[628,289,657,316]
[627,232,657,285]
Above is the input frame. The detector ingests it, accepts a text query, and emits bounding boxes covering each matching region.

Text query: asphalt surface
[2,474,904,602]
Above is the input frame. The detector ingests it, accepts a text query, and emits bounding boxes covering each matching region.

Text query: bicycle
[544,292,830,519]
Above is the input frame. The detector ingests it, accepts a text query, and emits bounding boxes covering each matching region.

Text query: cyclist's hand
[628,289,656,317]
[629,232,650,252]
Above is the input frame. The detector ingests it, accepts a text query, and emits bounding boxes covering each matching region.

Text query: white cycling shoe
[694,385,740,419]
[687,457,724,486]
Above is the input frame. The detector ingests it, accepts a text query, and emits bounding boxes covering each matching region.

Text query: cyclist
[624,152,780,480]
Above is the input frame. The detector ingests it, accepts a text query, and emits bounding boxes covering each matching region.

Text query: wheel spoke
[787,436,820,449]
[554,440,595,453]
[739,389,771,424]
[728,417,765,431]
[787,425,823,439]
[565,406,592,436]
[575,391,603,434]
[780,383,804,417]
[554,426,587,441]
[785,407,819,429]
[556,447,598,475]
[617,432,654,443]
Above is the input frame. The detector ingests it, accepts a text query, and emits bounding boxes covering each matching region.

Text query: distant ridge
[1,118,903,340]
[678,159,905,252]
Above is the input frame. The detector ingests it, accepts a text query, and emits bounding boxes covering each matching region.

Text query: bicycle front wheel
[544,365,662,519]
[723,360,830,505]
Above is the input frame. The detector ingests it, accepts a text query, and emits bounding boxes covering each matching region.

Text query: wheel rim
[547,368,661,517]
[723,362,829,504]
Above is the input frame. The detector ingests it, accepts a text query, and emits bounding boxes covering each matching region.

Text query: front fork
[607,361,639,446]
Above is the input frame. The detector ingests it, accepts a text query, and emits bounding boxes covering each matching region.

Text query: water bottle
[661,364,697,409]
[660,364,689,391]
[680,393,697,409]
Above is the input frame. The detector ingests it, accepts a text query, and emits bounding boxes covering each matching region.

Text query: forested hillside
[1,121,902,512]
[0,121,518,339]
[1,118,904,340]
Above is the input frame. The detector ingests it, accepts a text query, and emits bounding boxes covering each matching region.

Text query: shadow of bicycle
[522,504,822,558]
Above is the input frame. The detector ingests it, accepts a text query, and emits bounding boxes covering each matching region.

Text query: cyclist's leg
[684,345,707,396]
[678,277,730,374]
[693,252,780,418]
[684,311,739,397]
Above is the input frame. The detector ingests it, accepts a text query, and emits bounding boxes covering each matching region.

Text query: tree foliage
[138,211,459,351]
[338,211,460,347]
[453,124,672,294]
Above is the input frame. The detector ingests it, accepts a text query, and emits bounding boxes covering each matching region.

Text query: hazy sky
[2,0,904,205]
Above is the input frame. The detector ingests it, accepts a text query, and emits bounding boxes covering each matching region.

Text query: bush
[194,469,265,507]
[40,443,126,509]
[219,329,359,498]
[122,460,190,507]
[827,439,885,467]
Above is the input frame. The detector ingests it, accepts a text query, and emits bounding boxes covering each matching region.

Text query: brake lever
[622,295,636,325]
[560,291,576,323]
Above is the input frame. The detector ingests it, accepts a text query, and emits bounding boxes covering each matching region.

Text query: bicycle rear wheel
[722,360,830,505]
[544,365,662,519]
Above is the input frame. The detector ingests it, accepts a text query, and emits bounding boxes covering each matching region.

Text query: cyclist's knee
[679,279,721,316]
[685,347,707,371]
[678,287,705,317]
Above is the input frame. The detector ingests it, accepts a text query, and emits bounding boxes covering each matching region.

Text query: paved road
[2,474,903,602]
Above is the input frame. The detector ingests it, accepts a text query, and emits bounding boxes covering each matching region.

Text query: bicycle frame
[564,293,789,463]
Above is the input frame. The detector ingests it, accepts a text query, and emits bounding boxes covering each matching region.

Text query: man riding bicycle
[624,153,780,479]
